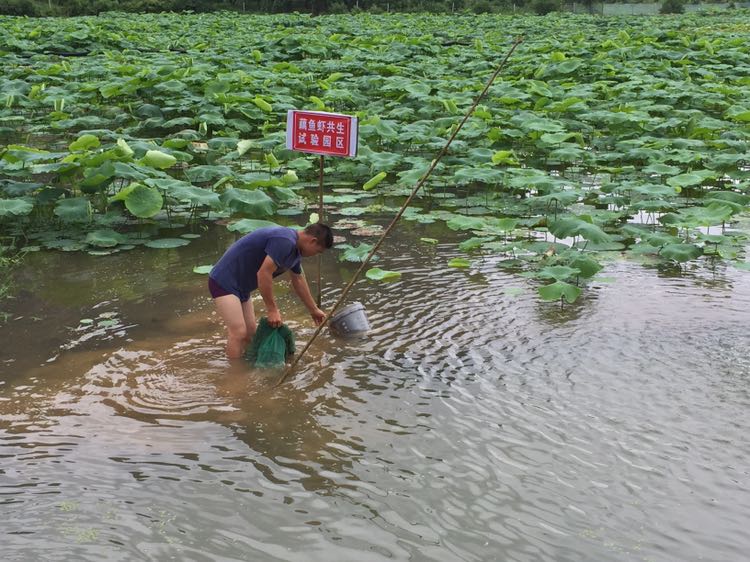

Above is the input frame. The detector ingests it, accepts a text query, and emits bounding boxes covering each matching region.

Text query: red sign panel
[286,110,358,158]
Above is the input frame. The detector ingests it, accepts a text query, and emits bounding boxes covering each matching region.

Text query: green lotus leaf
[446,216,486,231]
[227,219,279,233]
[145,178,221,208]
[336,207,368,216]
[140,150,177,170]
[566,255,603,279]
[221,188,275,217]
[643,163,680,176]
[338,243,375,263]
[548,216,612,244]
[365,152,402,170]
[538,281,581,303]
[537,265,580,281]
[659,243,703,263]
[448,258,471,268]
[144,238,190,249]
[266,185,298,202]
[85,229,128,248]
[666,170,716,189]
[453,166,504,185]
[115,138,134,158]
[539,132,584,146]
[54,197,91,222]
[185,165,234,183]
[660,203,734,228]
[123,184,163,218]
[366,267,401,281]
[491,150,519,166]
[0,198,33,217]
[69,134,100,152]
[363,172,387,191]
[112,162,152,181]
[459,236,495,252]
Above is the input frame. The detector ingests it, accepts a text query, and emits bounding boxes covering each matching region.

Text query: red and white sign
[286,110,358,158]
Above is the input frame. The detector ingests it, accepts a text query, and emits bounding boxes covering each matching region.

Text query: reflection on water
[2,224,750,561]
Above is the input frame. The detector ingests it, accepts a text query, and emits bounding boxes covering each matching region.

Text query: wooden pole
[317,155,324,307]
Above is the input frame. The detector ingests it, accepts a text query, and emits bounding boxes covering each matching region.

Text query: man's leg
[214,294,249,359]
[241,298,257,348]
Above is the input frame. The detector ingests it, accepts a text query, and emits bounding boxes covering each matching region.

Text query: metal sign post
[286,109,359,304]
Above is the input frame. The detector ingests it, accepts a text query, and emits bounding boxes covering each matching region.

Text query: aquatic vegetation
[1,11,749,303]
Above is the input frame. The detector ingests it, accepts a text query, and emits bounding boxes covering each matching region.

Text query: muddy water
[1,224,749,561]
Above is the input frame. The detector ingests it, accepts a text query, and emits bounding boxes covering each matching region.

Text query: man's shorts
[208,277,232,299]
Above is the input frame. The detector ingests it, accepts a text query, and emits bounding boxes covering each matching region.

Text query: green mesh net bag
[244,317,295,368]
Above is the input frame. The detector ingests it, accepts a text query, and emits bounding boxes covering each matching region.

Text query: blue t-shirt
[210,226,302,302]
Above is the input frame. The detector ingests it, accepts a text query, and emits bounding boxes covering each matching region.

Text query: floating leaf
[338,243,375,263]
[144,238,190,249]
[85,229,128,248]
[0,198,33,217]
[193,265,213,274]
[448,258,471,268]
[366,267,401,281]
[54,197,91,222]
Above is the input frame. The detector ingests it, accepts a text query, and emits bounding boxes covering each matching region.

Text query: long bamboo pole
[277,36,524,386]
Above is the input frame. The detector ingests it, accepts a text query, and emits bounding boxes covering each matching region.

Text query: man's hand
[310,307,326,326]
[267,307,282,328]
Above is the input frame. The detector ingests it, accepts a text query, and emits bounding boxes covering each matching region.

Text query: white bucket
[329,302,370,337]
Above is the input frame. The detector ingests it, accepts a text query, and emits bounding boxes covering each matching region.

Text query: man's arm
[258,255,282,327]
[290,271,326,325]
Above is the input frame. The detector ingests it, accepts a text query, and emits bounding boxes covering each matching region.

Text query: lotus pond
[1,10,750,562]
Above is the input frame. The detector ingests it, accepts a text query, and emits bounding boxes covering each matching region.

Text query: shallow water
[1,224,749,561]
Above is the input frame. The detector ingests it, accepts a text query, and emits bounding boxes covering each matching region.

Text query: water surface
[2,224,749,561]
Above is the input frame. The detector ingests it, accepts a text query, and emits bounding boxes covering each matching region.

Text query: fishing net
[244,317,295,368]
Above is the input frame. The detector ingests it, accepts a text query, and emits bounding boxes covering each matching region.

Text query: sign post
[286,110,358,305]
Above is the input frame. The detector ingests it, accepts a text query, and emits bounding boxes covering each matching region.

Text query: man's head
[297,223,333,257]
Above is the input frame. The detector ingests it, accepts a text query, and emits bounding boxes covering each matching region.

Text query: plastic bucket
[329,302,370,337]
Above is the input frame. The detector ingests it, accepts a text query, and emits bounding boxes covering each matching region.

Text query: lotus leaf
[69,134,100,152]
[227,219,279,234]
[448,258,471,268]
[659,243,703,263]
[338,243,375,263]
[538,281,582,304]
[122,184,163,219]
[54,197,91,222]
[548,216,612,244]
[221,188,276,217]
[85,229,128,248]
[366,267,401,281]
[0,198,33,217]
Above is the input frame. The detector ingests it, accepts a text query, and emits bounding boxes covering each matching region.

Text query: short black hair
[304,222,333,249]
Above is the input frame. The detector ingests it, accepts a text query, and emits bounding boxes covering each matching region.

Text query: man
[208,223,333,359]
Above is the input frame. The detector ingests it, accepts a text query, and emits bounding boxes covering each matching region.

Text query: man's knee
[227,323,248,342]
